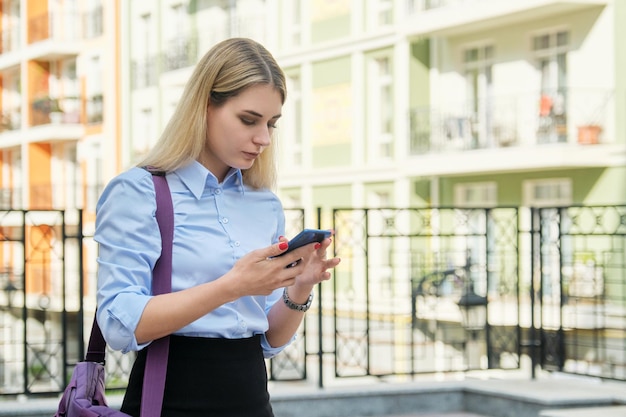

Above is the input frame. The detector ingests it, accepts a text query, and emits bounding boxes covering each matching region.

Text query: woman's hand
[220,238,313,297]
[293,235,341,288]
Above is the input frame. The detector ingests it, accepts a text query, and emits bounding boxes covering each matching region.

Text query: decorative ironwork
[1,205,625,396]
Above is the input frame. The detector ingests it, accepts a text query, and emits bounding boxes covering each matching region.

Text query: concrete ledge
[540,406,626,417]
[270,382,464,417]
[1,378,624,417]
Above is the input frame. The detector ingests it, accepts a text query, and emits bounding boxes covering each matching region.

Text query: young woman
[95,38,341,417]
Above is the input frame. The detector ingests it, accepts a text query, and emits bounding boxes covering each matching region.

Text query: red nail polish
[314,243,321,249]
[279,242,288,250]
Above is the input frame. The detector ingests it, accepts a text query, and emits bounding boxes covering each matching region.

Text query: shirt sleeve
[95,168,161,353]
[259,209,294,358]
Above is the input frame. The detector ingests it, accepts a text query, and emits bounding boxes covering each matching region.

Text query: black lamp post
[457,282,488,331]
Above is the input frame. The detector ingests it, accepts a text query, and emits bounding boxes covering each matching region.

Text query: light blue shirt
[95,161,288,357]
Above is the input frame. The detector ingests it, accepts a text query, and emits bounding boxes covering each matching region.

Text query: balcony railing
[163,36,198,72]
[409,88,613,154]
[30,96,80,126]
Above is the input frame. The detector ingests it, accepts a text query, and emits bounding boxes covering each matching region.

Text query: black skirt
[121,334,274,417]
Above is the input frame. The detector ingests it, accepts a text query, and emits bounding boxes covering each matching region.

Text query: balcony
[402,0,608,37]
[22,96,83,143]
[31,96,80,126]
[406,88,622,175]
[162,36,198,72]
[25,11,82,61]
[410,88,614,151]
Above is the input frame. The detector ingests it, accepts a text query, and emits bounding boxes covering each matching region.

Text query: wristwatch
[282,288,313,312]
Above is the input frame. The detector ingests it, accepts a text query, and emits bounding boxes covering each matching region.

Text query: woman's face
[202,83,282,181]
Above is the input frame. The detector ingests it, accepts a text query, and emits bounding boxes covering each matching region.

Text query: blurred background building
[0,0,624,396]
[122,0,625,218]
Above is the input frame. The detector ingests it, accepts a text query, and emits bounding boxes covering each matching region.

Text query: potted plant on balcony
[577,124,602,144]
[32,96,64,123]
[576,94,609,145]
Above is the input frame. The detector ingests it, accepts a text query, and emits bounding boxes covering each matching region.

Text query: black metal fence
[0,205,625,396]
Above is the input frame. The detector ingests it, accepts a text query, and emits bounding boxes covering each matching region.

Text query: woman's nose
[253,127,271,146]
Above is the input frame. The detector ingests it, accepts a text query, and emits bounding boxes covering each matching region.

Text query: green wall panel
[311,14,350,44]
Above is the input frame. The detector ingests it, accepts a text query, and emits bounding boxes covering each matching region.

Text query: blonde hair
[138,38,286,189]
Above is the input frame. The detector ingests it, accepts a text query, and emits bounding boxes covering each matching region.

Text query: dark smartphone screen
[276,229,332,256]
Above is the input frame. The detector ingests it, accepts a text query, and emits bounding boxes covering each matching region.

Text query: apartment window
[368,56,393,160]
[368,191,391,208]
[234,0,266,43]
[164,3,192,71]
[51,144,78,209]
[523,178,572,207]
[86,56,103,123]
[454,182,497,208]
[6,150,22,209]
[462,44,494,149]
[2,0,20,52]
[84,140,103,212]
[285,74,303,168]
[84,0,103,38]
[132,13,157,89]
[133,108,153,162]
[533,30,569,144]
[367,0,393,29]
[283,0,302,47]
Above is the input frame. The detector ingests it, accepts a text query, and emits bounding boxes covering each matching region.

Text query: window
[85,0,103,38]
[132,108,153,162]
[523,178,572,207]
[284,0,302,47]
[533,30,569,144]
[454,182,497,208]
[285,74,303,168]
[164,3,191,71]
[84,140,103,212]
[367,0,392,29]
[86,56,103,123]
[462,44,494,149]
[368,56,393,160]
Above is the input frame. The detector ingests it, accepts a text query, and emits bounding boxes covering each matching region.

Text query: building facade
[123,0,625,220]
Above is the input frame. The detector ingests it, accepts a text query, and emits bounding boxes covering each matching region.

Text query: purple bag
[55,173,173,417]
[55,360,129,417]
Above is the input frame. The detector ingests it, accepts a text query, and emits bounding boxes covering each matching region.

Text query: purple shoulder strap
[86,171,173,417]
[140,173,173,417]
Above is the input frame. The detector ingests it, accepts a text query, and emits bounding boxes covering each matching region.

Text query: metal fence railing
[1,205,624,396]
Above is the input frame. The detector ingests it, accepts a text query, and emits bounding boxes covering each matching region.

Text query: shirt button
[214,188,222,195]
[221,217,229,224]
[234,241,241,247]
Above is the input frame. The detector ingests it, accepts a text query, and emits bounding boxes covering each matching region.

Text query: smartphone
[276,229,332,257]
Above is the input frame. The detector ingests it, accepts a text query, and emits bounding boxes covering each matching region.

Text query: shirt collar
[175,161,244,199]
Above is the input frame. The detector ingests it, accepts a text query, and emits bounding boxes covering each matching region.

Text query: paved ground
[381,414,487,417]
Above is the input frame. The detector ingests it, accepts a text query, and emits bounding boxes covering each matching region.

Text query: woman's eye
[241,118,255,125]
[268,123,278,129]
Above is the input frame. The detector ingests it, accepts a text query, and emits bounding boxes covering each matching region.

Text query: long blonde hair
[139,38,286,190]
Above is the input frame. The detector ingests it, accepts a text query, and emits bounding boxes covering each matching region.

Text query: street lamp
[457,282,488,331]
